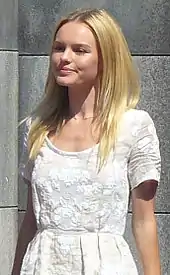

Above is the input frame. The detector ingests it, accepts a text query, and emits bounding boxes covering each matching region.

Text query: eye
[53,45,65,52]
[74,48,87,55]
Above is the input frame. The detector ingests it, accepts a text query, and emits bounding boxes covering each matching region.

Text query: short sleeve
[19,118,34,182]
[128,111,161,190]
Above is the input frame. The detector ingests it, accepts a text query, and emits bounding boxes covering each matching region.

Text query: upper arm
[23,180,37,227]
[128,111,161,191]
[19,118,34,183]
[131,180,158,221]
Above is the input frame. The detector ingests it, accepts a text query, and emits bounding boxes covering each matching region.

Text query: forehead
[55,22,96,46]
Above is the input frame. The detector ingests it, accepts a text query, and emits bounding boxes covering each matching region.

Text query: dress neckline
[45,136,99,157]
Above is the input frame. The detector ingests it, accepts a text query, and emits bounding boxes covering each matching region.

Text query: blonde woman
[12,8,161,275]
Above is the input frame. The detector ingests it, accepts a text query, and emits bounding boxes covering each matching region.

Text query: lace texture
[19,109,161,275]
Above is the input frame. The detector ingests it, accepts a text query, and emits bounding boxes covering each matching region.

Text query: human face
[51,22,99,88]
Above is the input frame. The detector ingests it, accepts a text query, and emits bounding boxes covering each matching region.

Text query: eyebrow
[54,40,91,49]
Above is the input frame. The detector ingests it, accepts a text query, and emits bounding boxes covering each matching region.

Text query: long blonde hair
[28,8,140,171]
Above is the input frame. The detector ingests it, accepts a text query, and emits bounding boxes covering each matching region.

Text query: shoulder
[123,108,153,122]
[121,108,154,129]
[20,116,33,149]
[119,108,158,143]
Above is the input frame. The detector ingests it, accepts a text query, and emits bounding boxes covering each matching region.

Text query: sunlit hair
[27,8,140,171]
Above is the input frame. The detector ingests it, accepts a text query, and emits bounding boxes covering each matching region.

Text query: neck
[67,85,97,120]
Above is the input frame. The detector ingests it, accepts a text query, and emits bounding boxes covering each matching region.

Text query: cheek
[51,53,60,68]
[78,58,98,79]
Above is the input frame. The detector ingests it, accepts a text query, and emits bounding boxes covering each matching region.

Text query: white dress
[19,109,161,275]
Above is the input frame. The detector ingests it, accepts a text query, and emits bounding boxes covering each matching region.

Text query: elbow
[132,214,158,237]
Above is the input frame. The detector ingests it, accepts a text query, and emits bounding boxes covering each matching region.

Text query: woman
[12,8,161,275]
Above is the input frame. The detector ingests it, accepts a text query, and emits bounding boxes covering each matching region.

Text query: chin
[56,77,77,87]
[56,81,69,87]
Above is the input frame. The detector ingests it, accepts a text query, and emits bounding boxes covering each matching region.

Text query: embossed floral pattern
[19,109,161,275]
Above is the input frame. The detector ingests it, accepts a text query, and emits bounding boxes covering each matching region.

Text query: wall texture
[0,0,18,274]
[0,1,170,274]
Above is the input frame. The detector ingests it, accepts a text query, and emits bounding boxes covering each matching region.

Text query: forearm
[132,215,161,275]
[11,218,37,275]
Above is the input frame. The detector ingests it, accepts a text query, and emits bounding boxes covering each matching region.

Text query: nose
[60,48,72,63]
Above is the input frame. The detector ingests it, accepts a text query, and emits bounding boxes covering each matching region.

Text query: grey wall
[0,0,18,274]
[1,1,169,274]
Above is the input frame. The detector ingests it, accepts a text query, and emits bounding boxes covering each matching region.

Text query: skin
[50,21,100,151]
[12,21,161,275]
[11,183,37,275]
[51,22,99,115]
[132,181,161,275]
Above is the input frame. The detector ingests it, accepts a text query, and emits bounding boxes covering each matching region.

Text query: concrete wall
[0,0,18,274]
[0,1,170,274]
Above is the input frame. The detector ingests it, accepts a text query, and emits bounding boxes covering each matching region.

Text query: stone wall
[0,0,18,274]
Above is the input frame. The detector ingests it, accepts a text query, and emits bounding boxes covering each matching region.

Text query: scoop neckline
[45,136,99,157]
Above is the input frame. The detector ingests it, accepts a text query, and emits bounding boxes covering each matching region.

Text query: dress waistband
[37,227,123,237]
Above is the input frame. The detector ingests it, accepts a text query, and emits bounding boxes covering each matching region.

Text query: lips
[59,67,75,72]
[57,67,76,76]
